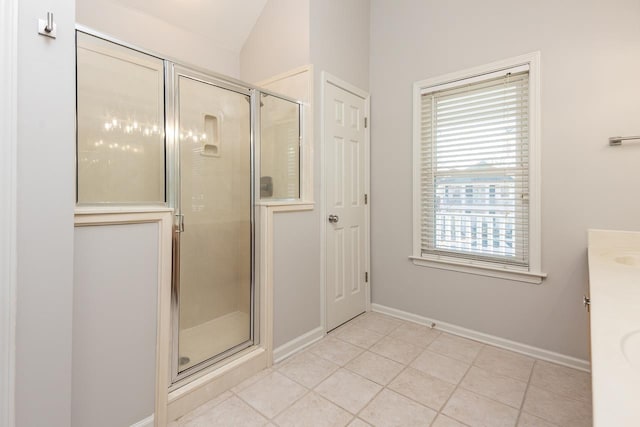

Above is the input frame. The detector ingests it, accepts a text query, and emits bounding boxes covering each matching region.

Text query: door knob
[328,214,339,223]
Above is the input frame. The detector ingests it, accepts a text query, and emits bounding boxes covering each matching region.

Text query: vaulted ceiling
[109,0,268,52]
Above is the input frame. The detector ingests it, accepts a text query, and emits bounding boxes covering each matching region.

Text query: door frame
[167,64,255,385]
[0,0,18,425]
[320,71,371,333]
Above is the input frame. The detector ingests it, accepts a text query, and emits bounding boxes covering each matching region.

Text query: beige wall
[369,0,640,360]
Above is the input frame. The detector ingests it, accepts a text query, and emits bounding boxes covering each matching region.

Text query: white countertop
[588,229,640,427]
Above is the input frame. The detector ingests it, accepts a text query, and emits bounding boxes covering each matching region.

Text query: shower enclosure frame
[74,25,305,394]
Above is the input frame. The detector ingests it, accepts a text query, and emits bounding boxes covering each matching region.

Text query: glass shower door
[173,72,253,379]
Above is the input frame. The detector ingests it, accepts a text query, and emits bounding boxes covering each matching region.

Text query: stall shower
[75,29,301,387]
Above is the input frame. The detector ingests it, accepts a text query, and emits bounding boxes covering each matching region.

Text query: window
[412,54,544,283]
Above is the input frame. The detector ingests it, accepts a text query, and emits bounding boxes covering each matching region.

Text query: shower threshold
[178,310,251,372]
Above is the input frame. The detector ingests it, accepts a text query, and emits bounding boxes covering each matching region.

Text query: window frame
[411,52,546,284]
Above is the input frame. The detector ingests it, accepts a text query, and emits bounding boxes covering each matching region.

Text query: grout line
[179,312,588,427]
[232,371,312,422]
[331,328,385,350]
[433,343,485,427]
[454,362,530,411]
[514,359,537,426]
[172,389,236,425]
[352,330,432,422]
[350,316,412,421]
[341,350,405,384]
[383,364,447,416]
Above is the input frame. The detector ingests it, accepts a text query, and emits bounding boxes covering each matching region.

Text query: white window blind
[420,69,530,267]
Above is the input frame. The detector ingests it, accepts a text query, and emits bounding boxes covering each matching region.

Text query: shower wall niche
[75,29,303,388]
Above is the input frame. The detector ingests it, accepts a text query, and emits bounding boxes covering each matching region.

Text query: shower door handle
[175,214,185,233]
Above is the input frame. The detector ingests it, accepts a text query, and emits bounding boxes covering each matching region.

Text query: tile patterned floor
[170,312,592,427]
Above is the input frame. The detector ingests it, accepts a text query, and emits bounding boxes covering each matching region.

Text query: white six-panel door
[325,81,367,331]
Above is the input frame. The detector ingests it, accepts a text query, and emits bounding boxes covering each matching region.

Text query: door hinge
[364,194,368,205]
[175,214,185,233]
[364,117,368,128]
[365,272,369,283]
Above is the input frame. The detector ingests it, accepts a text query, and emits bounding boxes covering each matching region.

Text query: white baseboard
[273,327,325,364]
[371,303,591,372]
[130,414,154,427]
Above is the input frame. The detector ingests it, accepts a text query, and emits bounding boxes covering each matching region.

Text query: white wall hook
[38,12,56,39]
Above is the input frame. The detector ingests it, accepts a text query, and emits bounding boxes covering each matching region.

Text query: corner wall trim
[371,303,591,372]
[0,0,18,425]
[273,327,325,364]
[130,415,154,427]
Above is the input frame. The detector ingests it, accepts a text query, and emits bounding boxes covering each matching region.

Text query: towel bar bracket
[609,136,640,146]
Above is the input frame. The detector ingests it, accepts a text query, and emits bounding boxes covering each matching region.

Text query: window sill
[409,255,547,284]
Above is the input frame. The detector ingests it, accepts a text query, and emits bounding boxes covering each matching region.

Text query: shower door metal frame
[167,64,257,385]
[73,24,305,390]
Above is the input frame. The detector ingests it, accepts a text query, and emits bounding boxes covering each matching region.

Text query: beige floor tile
[345,351,404,385]
[522,385,592,427]
[315,368,382,413]
[443,388,519,427]
[273,392,352,427]
[179,395,267,427]
[369,335,423,364]
[171,314,594,427]
[431,414,469,427]
[428,333,483,363]
[174,391,233,424]
[387,322,440,347]
[232,367,275,393]
[530,361,591,402]
[237,371,307,418]
[411,349,470,385]
[353,312,404,334]
[388,367,455,411]
[360,389,437,427]
[347,419,371,427]
[473,346,535,382]
[460,366,527,408]
[278,351,339,388]
[310,336,364,366]
[517,412,559,427]
[333,323,385,349]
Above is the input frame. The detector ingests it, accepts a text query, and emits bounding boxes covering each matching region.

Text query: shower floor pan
[178,310,251,372]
